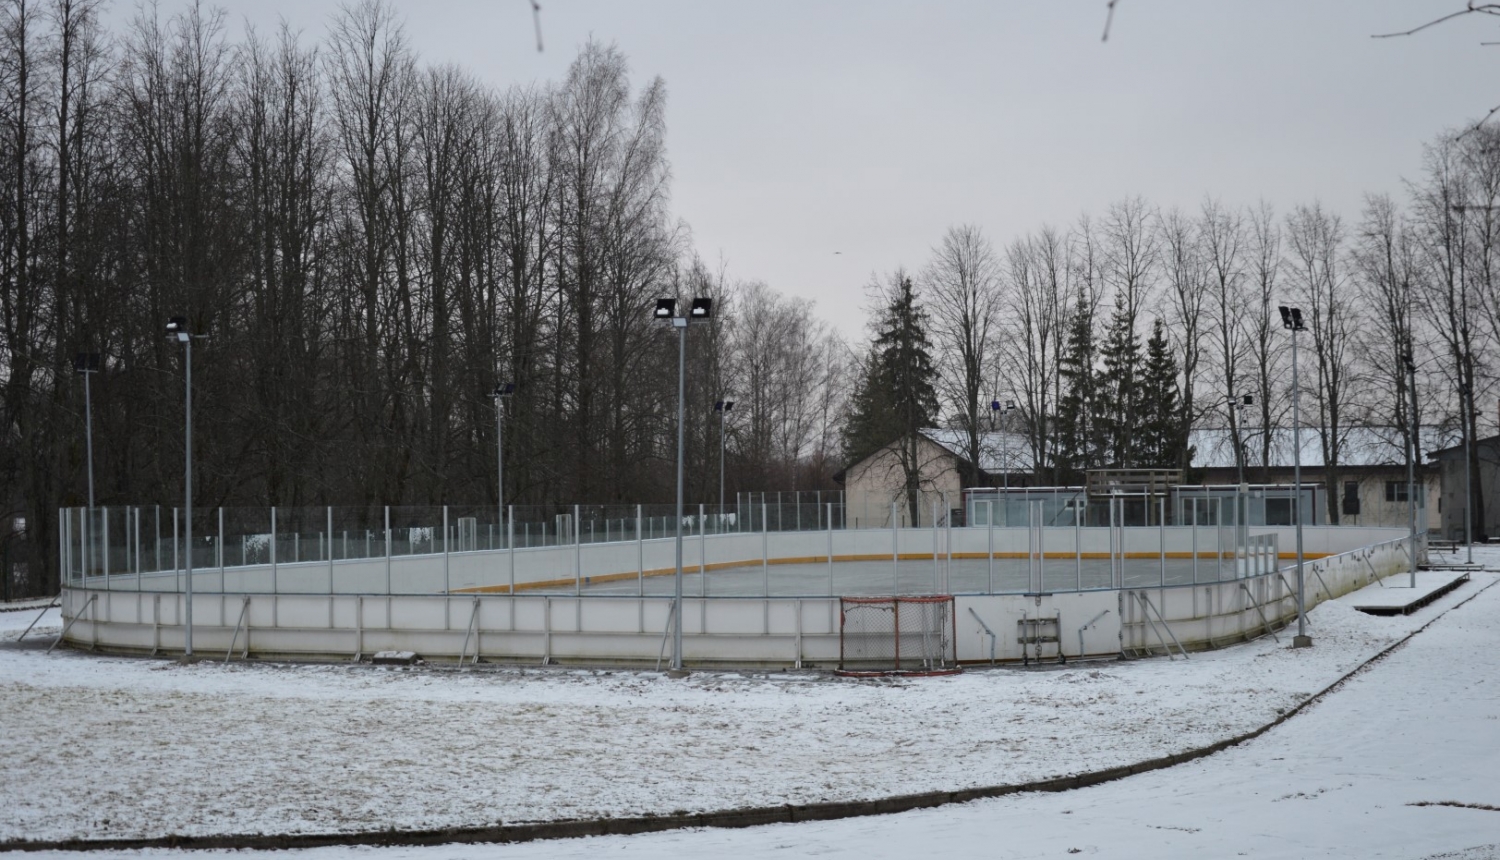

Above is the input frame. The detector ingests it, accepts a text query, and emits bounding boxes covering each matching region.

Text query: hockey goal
[837,595,960,676]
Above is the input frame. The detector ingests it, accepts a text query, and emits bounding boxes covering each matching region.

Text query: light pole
[1402,352,1420,587]
[1232,393,1253,550]
[1451,203,1488,563]
[655,296,712,674]
[714,399,734,531]
[1278,306,1311,648]
[493,382,514,548]
[166,317,203,659]
[1460,383,1474,564]
[989,398,1016,525]
[74,352,99,575]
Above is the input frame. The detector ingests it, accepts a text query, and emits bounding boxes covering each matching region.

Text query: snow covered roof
[1189,425,1456,470]
[921,429,1034,474]
[915,425,1453,474]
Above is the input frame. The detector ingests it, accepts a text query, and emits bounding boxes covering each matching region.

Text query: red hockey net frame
[836,595,960,677]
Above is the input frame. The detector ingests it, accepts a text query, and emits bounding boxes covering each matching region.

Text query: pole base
[666,668,691,679]
[1292,635,1313,649]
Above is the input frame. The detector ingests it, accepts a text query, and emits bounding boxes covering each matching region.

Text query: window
[1265,498,1293,526]
[1385,481,1409,503]
[1342,481,1361,517]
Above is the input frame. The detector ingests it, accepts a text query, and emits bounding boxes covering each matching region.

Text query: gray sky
[115,0,1500,340]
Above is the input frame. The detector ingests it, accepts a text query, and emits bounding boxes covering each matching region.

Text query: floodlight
[493,382,515,398]
[689,297,713,320]
[166,316,190,342]
[1278,306,1292,327]
[73,352,100,374]
[654,298,676,320]
[715,400,735,412]
[990,400,1001,411]
[1242,394,1253,406]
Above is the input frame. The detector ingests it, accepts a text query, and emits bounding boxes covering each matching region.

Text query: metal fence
[54,492,1412,604]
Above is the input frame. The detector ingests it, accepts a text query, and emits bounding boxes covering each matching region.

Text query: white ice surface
[4,555,1498,859]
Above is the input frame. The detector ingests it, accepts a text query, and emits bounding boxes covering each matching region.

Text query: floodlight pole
[182,335,194,658]
[493,384,512,548]
[718,402,728,527]
[504,393,510,543]
[655,296,711,675]
[1464,383,1474,564]
[1282,307,1310,648]
[83,369,95,515]
[672,317,687,672]
[1406,353,1419,588]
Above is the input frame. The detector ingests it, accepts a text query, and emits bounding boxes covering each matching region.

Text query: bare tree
[1244,201,1286,480]
[1200,198,1250,476]
[923,223,1000,490]
[1158,205,1207,472]
[1286,202,1356,523]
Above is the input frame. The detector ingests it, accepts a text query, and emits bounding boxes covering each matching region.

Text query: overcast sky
[107,0,1500,340]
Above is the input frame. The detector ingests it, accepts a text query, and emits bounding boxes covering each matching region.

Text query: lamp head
[166,316,190,342]
[714,399,735,413]
[493,382,515,398]
[689,297,713,321]
[990,400,1001,412]
[653,298,676,321]
[1005,399,1016,411]
[73,352,100,374]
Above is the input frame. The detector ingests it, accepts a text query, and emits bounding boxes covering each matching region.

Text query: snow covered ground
[3,556,1497,858]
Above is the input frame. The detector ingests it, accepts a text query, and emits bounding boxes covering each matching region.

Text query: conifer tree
[1138,319,1191,468]
[1054,290,1100,481]
[1097,293,1144,467]
[841,272,939,522]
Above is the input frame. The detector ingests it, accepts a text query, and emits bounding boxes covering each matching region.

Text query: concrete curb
[6,576,1495,855]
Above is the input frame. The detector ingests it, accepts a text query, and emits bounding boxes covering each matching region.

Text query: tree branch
[1372,2,1500,39]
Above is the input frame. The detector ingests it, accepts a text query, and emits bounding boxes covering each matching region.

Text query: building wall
[1197,467,1438,531]
[1435,445,1500,541]
[843,436,964,528]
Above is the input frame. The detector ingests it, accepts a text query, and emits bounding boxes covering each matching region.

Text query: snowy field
[3,557,1498,859]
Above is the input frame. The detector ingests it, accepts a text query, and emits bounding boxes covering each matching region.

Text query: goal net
[837,596,959,676]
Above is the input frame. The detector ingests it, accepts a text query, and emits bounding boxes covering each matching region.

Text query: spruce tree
[842,273,939,522]
[1096,294,1143,467]
[1138,318,1191,468]
[1054,290,1099,482]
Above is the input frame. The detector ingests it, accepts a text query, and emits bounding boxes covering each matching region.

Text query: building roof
[898,425,1452,477]
[1190,425,1456,470]
[920,428,1034,474]
[1426,434,1500,459]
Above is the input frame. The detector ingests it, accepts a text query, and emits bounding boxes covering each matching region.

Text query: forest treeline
[0,0,847,595]
[4,0,1499,597]
[843,144,1497,536]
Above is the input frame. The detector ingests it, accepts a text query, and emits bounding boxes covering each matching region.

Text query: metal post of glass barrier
[987,499,995,594]
[1159,497,1167,587]
[762,501,770,597]
[891,500,899,591]
[827,502,835,596]
[1074,495,1082,591]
